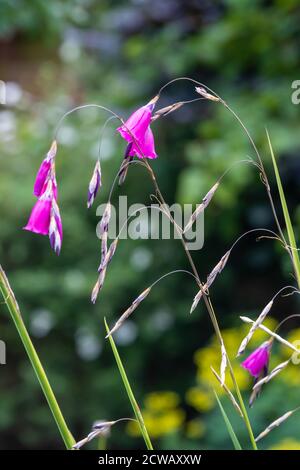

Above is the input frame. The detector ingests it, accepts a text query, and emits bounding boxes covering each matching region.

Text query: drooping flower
[241,340,272,378]
[117,97,158,159]
[24,170,63,254]
[23,186,53,236]
[33,140,57,197]
[87,160,101,208]
[129,126,157,159]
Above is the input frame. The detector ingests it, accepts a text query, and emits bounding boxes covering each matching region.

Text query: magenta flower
[33,140,57,197]
[23,198,52,236]
[24,174,63,254]
[241,341,272,378]
[117,98,158,159]
[128,127,157,159]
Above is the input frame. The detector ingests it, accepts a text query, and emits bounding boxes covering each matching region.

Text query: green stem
[227,361,257,449]
[104,318,153,450]
[0,265,75,449]
[266,130,300,288]
[143,160,257,450]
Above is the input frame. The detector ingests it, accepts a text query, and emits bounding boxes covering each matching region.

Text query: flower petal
[23,199,52,236]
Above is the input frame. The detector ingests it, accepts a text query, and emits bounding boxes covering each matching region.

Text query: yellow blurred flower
[281,327,300,360]
[127,409,185,439]
[186,419,206,439]
[185,387,215,412]
[280,364,300,386]
[127,390,185,439]
[144,391,180,411]
[270,438,300,450]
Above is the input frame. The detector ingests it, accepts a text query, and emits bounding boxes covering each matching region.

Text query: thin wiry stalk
[86,90,256,448]
[222,101,287,246]
[142,159,258,450]
[104,318,153,450]
[158,77,299,283]
[106,269,197,337]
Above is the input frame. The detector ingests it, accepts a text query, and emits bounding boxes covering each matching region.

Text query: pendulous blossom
[24,164,63,254]
[87,160,101,208]
[23,191,52,236]
[117,97,158,159]
[241,340,272,378]
[33,140,57,197]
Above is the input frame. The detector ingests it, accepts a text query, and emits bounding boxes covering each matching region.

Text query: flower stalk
[0,265,75,449]
[104,318,153,450]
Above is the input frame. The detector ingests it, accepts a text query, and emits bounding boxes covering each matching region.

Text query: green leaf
[267,130,300,288]
[104,318,153,450]
[214,390,242,450]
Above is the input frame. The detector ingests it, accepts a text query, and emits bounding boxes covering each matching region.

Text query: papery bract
[49,199,63,255]
[33,140,57,197]
[87,160,101,208]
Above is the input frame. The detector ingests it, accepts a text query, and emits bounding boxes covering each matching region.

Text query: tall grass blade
[267,130,300,287]
[104,318,153,450]
[0,265,75,449]
[214,391,242,450]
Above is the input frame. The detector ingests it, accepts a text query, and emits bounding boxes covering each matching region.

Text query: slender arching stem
[275,314,300,334]
[222,101,287,245]
[157,77,220,101]
[60,96,257,449]
[53,104,124,140]
[142,159,258,450]
[108,160,148,202]
[97,116,118,163]
[228,228,282,253]
[157,77,289,254]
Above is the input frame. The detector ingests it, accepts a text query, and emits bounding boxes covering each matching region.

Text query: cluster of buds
[23,140,63,255]
[91,204,119,304]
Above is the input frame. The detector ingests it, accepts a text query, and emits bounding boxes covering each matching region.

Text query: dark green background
[0,0,300,450]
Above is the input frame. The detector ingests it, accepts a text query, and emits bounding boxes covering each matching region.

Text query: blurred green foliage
[0,0,300,450]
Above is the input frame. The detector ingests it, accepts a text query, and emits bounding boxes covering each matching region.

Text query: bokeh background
[1,0,300,450]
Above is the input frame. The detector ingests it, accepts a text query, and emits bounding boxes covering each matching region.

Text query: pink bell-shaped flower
[117,97,158,159]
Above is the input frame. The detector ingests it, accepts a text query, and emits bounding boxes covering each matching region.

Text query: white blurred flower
[59,39,81,63]
[64,270,86,293]
[130,247,153,271]
[5,82,23,106]
[59,125,79,146]
[75,327,102,361]
[150,308,173,332]
[0,111,16,141]
[114,320,138,346]
[30,309,55,338]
